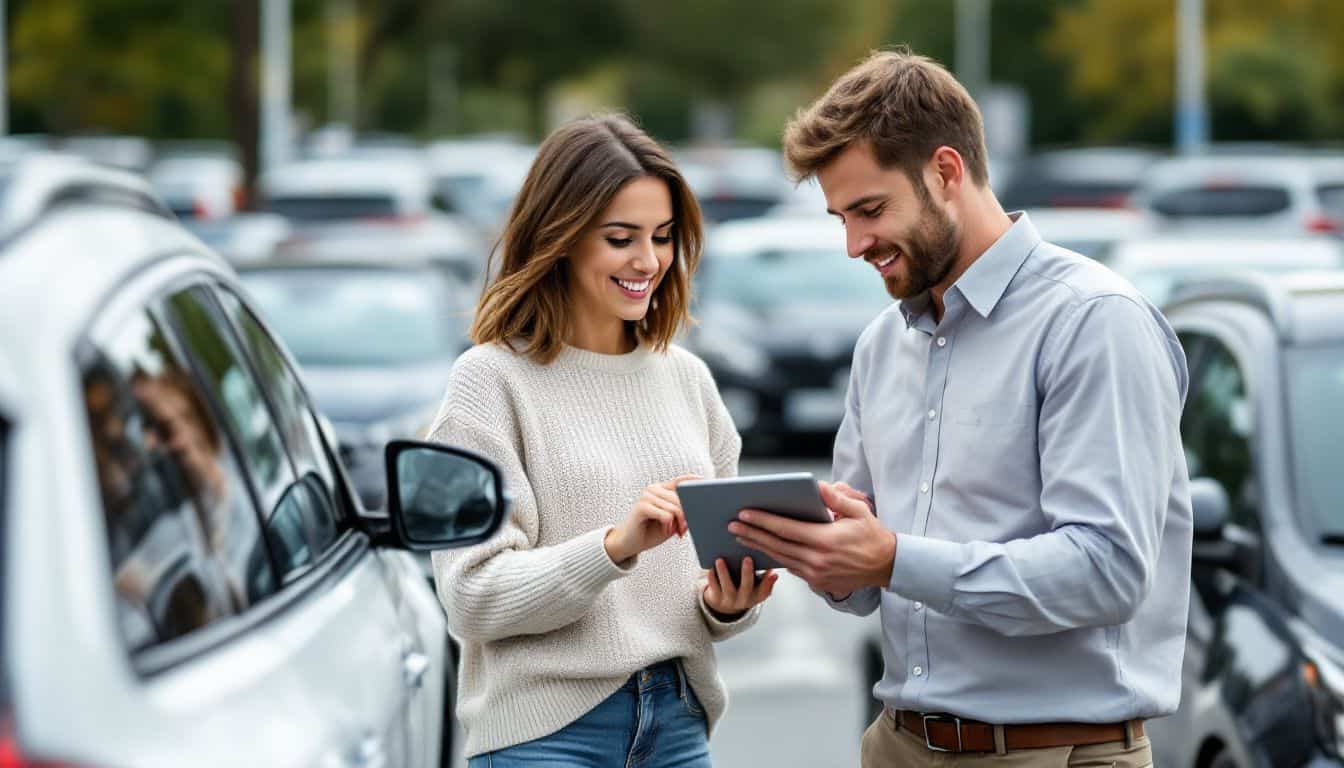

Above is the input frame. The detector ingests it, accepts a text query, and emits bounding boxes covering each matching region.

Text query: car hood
[300,359,454,425]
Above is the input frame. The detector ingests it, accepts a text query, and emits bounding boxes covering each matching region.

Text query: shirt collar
[898,211,1040,326]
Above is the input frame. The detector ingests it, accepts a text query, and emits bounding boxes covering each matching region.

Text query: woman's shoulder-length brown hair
[469,113,704,364]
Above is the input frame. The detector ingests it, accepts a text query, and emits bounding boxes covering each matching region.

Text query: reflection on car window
[1181,338,1258,531]
[82,310,275,654]
[1152,186,1291,218]
[215,287,345,537]
[1285,345,1344,539]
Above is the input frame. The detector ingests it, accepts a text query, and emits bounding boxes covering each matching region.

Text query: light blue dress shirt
[829,213,1193,724]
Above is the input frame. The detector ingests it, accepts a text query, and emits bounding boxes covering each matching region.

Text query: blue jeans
[468,659,712,767]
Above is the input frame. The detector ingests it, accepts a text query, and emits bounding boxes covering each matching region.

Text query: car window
[82,309,276,654]
[263,195,398,222]
[214,287,345,556]
[1283,344,1344,541]
[1318,184,1344,222]
[1151,185,1292,218]
[1180,336,1259,531]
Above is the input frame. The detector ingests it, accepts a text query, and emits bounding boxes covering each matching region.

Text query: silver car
[0,158,506,766]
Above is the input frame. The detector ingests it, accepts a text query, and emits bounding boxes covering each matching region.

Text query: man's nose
[847,229,876,260]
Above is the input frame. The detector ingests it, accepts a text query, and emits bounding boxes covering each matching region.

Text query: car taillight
[1306,215,1341,234]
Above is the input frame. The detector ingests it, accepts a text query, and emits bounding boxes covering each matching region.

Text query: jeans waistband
[622,659,684,692]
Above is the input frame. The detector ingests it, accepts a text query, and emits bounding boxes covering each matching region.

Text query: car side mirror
[1190,477,1230,541]
[384,440,510,550]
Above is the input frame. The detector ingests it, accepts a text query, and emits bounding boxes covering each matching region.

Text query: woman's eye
[606,237,633,248]
[652,234,673,245]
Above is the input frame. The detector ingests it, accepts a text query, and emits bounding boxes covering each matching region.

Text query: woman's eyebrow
[600,218,676,230]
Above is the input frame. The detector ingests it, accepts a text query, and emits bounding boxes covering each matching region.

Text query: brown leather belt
[889,708,1144,753]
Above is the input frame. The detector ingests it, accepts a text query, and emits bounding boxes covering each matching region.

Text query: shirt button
[913,666,924,677]
[936,337,947,347]
[914,601,924,611]
[920,482,929,494]
[927,409,937,420]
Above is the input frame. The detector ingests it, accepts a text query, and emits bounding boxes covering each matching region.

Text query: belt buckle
[921,713,963,753]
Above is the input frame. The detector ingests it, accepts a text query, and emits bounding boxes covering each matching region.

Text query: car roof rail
[1163,271,1294,336]
[0,153,173,241]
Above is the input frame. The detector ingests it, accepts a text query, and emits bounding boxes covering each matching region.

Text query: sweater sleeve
[428,349,636,643]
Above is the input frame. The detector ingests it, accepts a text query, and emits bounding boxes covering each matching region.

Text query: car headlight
[695,329,770,379]
[1305,652,1344,759]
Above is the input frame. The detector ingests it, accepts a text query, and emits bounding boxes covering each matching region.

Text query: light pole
[1175,0,1208,154]
[955,0,990,100]
[327,0,357,129]
[262,0,293,173]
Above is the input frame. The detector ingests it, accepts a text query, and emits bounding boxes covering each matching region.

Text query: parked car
[238,257,474,511]
[426,138,534,237]
[0,157,507,767]
[1142,271,1344,768]
[1136,155,1344,237]
[677,146,792,224]
[1101,236,1344,306]
[998,146,1160,210]
[1025,207,1154,261]
[688,216,892,453]
[148,154,243,221]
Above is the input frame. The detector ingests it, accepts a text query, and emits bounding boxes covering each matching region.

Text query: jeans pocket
[681,682,706,717]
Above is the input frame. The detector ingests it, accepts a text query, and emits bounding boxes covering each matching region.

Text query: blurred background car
[238,257,474,512]
[678,146,793,224]
[426,137,535,239]
[149,154,244,221]
[687,216,893,454]
[1025,207,1155,261]
[1100,236,1344,306]
[1145,272,1344,768]
[1137,155,1344,237]
[998,146,1161,210]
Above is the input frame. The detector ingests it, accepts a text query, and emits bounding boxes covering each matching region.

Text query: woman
[429,114,776,767]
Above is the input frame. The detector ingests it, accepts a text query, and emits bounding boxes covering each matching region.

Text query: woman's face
[566,175,676,328]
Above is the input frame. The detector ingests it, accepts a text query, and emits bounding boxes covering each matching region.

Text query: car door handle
[402,650,430,690]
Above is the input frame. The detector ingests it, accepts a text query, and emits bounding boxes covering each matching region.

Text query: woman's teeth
[615,278,651,292]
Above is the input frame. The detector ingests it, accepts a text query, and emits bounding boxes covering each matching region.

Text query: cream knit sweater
[428,339,759,758]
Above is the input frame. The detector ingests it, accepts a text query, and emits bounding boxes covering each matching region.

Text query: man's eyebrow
[824,194,888,217]
[600,218,676,230]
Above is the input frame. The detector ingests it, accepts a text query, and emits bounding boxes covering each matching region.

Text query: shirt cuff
[888,534,963,612]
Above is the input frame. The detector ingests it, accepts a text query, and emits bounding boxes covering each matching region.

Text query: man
[730,49,1192,766]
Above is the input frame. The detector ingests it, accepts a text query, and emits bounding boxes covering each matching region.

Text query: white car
[1103,235,1344,306]
[149,155,244,221]
[1136,155,1344,237]
[1024,207,1154,261]
[0,158,507,767]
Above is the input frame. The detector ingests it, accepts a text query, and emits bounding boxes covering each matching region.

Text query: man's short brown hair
[783,48,989,188]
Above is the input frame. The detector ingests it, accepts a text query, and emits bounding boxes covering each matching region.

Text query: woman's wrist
[603,525,635,563]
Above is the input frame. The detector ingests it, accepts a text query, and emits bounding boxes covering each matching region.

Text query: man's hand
[727,481,896,596]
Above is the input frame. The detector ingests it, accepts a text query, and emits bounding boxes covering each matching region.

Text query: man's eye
[607,238,633,248]
[860,206,884,218]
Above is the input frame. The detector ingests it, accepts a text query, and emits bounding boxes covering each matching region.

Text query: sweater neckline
[554,339,656,374]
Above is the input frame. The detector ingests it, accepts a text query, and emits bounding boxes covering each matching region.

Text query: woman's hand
[703,556,778,621]
[604,475,700,563]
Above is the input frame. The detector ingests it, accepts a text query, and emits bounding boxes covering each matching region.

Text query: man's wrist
[869,530,898,589]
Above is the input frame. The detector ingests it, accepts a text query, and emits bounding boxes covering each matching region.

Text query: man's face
[817,142,960,300]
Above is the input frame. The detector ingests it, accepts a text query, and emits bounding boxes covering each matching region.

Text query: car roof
[708,216,843,255]
[1108,236,1344,270]
[1141,155,1319,191]
[1018,146,1161,181]
[1165,269,1344,344]
[260,157,432,201]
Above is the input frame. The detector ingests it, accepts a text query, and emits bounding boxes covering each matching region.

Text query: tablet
[676,472,831,574]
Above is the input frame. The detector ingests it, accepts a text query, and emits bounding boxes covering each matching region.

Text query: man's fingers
[734,509,824,543]
[735,526,812,571]
[818,482,874,519]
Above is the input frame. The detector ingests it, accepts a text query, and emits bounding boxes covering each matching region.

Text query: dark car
[998,146,1160,210]
[1144,271,1344,768]
[238,258,473,511]
[688,216,893,454]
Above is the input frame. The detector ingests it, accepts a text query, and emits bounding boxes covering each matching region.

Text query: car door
[161,282,421,768]
[211,282,445,768]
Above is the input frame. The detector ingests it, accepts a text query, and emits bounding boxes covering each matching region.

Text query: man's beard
[877,199,960,300]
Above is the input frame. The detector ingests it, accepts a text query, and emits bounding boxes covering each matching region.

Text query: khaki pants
[861,710,1154,768]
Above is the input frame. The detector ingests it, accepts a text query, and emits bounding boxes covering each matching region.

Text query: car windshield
[702,248,892,310]
[264,194,399,222]
[1284,345,1344,544]
[239,268,460,366]
[1151,185,1292,217]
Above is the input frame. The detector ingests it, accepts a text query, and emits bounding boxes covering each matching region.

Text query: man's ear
[928,146,966,200]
